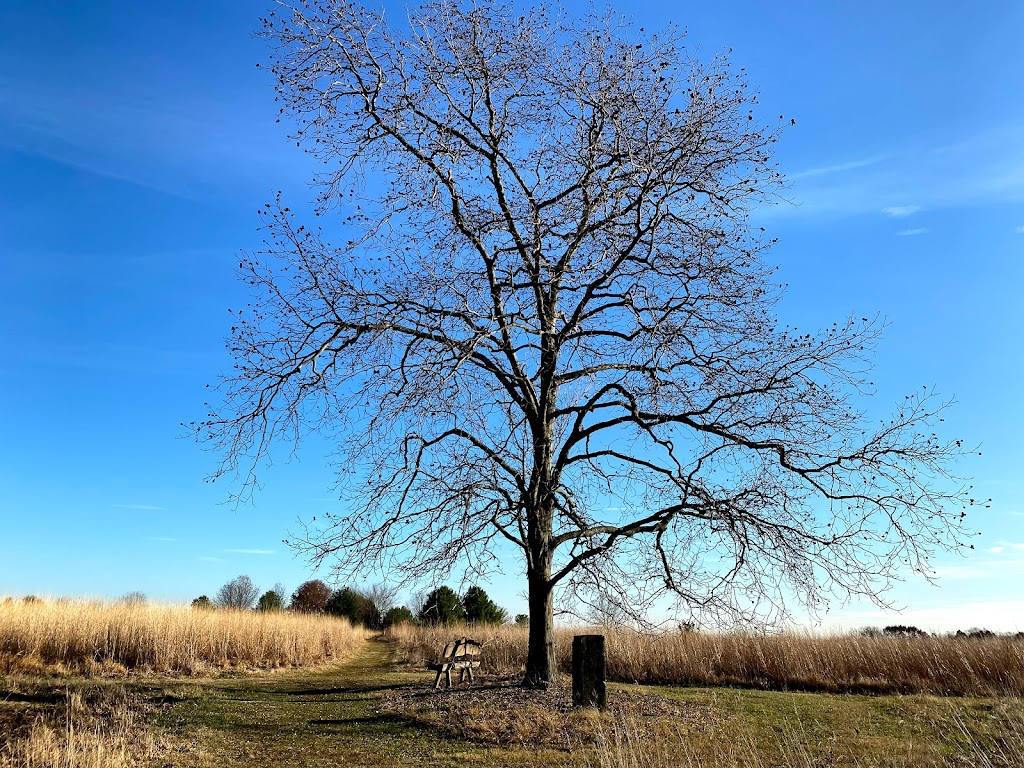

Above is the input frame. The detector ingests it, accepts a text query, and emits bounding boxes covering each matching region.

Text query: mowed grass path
[158,637,579,767]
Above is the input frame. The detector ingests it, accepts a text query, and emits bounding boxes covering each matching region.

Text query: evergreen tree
[384,606,415,627]
[418,586,465,625]
[462,585,507,624]
[256,590,285,611]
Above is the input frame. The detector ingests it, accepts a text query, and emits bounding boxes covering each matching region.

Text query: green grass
[150,638,578,767]
[3,637,1021,767]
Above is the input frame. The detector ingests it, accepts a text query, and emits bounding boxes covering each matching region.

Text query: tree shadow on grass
[308,712,420,728]
[283,682,420,697]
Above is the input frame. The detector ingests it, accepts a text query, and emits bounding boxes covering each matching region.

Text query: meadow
[3,598,1024,767]
[0,597,368,676]
[387,621,1024,697]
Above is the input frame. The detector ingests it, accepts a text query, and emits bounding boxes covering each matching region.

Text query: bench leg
[466,666,473,683]
[445,669,452,688]
[433,670,443,689]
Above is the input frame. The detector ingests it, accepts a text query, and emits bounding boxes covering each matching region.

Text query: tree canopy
[290,579,332,612]
[215,575,259,610]
[419,586,466,625]
[463,585,507,624]
[200,0,975,686]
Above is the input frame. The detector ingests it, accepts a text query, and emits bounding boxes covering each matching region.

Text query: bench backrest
[440,637,481,661]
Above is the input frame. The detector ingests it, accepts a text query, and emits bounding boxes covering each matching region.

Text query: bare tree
[215,575,260,610]
[199,0,975,687]
[364,582,400,628]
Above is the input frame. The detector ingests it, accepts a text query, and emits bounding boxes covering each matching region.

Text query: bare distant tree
[215,575,260,610]
[406,589,429,620]
[119,591,147,607]
[364,582,399,628]
[199,0,975,687]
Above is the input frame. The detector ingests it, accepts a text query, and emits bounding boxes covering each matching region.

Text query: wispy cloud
[926,550,1024,581]
[763,121,1024,221]
[883,205,922,218]
[224,548,276,555]
[791,156,884,179]
[1015,225,1024,234]
[113,503,165,511]
[198,556,226,563]
[0,77,308,199]
[897,228,928,237]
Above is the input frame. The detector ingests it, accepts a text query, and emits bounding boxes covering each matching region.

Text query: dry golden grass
[387,622,1024,696]
[589,703,1024,768]
[0,686,164,768]
[0,597,369,676]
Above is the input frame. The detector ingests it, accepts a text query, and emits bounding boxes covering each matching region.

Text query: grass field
[388,622,1024,696]
[3,602,1023,767]
[3,637,1023,767]
[0,598,368,676]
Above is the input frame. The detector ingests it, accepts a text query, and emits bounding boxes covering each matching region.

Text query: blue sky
[1,1,1022,631]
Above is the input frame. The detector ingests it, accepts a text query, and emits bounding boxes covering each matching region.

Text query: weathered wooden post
[572,634,606,710]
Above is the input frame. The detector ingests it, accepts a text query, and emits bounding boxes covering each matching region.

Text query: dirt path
[158,637,577,768]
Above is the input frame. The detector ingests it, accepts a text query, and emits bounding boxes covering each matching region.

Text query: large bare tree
[198,0,974,687]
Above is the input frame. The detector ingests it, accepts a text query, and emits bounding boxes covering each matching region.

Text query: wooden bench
[427,637,481,689]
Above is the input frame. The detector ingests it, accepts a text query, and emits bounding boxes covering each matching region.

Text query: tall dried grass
[0,687,162,768]
[590,704,1024,768]
[0,598,369,675]
[387,622,1024,696]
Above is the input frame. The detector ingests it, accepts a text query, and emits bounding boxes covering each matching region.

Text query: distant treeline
[187,576,522,630]
[859,624,1024,640]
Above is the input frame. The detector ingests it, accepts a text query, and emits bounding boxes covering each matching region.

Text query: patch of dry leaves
[378,675,722,749]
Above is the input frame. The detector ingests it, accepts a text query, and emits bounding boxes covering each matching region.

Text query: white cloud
[989,546,1005,553]
[1015,225,1024,234]
[883,205,922,217]
[223,548,275,555]
[113,503,165,511]
[898,228,928,236]
[759,121,1024,222]
[198,556,225,563]
[791,156,884,179]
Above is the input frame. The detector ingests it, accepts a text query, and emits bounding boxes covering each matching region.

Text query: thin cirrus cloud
[198,556,226,563]
[223,548,276,555]
[790,155,885,179]
[897,228,928,237]
[989,542,1024,554]
[765,121,1024,221]
[883,205,923,218]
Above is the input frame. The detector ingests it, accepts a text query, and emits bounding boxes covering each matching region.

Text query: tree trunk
[523,553,556,688]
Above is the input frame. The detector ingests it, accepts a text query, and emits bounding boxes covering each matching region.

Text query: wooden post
[572,634,606,710]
